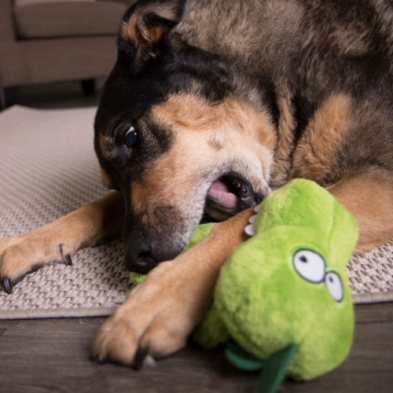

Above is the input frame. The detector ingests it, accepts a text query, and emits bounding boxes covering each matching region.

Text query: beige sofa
[0,0,132,107]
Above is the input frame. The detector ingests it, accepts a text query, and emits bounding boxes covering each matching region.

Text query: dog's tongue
[207,179,238,209]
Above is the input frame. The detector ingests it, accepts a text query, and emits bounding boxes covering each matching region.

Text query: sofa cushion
[14,1,127,39]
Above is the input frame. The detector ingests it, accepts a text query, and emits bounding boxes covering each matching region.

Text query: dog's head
[94,0,277,273]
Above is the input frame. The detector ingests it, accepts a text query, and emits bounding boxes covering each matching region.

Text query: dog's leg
[0,191,124,293]
[92,207,254,367]
[327,168,393,252]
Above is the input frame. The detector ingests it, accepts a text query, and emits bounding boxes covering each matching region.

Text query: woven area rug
[0,106,392,320]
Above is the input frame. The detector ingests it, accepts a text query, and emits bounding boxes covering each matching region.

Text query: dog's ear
[118,0,187,68]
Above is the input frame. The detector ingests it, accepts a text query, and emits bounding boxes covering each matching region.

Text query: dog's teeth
[245,224,255,237]
[248,214,258,224]
[254,204,261,213]
[232,181,241,192]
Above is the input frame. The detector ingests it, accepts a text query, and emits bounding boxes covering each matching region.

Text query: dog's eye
[124,126,138,147]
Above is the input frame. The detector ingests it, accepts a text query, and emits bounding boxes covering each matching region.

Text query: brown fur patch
[99,133,115,161]
[153,94,276,149]
[100,166,113,189]
[130,151,192,218]
[290,94,352,184]
[120,19,163,49]
[270,93,297,188]
[120,1,181,50]
[327,169,393,251]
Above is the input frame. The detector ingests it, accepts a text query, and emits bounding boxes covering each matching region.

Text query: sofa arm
[0,0,29,87]
[0,0,17,43]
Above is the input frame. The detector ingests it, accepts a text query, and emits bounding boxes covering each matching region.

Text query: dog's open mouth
[205,173,261,221]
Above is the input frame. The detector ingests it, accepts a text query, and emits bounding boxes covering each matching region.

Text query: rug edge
[352,291,393,304]
[0,307,116,320]
[1,291,393,321]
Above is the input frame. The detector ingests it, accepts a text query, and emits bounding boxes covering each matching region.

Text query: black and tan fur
[1,0,393,367]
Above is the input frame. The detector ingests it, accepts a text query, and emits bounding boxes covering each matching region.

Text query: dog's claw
[134,346,149,370]
[64,254,73,266]
[3,277,13,294]
[90,351,105,365]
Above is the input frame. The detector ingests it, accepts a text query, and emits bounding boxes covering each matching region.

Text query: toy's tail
[258,344,298,393]
[225,341,298,393]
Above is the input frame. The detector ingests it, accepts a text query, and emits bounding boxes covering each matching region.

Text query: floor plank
[0,302,392,393]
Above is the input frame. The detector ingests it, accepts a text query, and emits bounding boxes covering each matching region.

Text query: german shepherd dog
[1,0,393,367]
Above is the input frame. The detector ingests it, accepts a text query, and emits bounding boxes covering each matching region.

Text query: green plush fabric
[129,271,147,286]
[195,179,358,381]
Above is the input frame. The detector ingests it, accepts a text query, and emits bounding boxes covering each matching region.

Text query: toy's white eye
[325,272,344,302]
[293,250,326,283]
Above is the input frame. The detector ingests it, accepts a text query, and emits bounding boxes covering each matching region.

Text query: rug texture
[0,106,392,320]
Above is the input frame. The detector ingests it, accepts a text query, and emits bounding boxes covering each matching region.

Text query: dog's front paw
[92,261,206,368]
[0,231,74,294]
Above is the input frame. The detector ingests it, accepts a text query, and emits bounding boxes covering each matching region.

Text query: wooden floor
[0,83,392,392]
[0,303,392,393]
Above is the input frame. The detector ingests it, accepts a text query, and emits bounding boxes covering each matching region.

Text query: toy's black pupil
[300,255,307,263]
[125,128,138,147]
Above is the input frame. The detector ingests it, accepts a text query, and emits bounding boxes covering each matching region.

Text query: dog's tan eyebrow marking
[153,94,227,130]
[290,94,352,183]
[152,94,275,145]
[99,133,116,161]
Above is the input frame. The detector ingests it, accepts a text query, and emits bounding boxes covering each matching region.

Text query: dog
[1,0,393,368]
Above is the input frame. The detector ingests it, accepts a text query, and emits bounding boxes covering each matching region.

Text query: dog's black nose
[124,230,160,273]
[124,237,158,273]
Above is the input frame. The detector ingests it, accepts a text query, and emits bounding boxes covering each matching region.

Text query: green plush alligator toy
[130,179,358,392]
